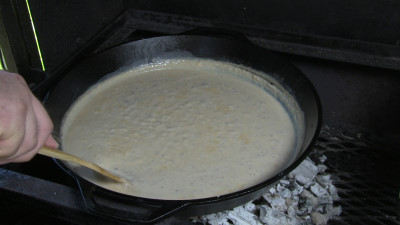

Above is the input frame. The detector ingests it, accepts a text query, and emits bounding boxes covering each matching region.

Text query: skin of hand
[0,70,59,164]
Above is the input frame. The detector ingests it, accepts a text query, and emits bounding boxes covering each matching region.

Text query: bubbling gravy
[61,59,303,200]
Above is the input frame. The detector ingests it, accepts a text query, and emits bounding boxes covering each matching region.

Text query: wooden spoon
[39,146,125,183]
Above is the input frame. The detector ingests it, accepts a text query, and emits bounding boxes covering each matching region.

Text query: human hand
[0,70,58,164]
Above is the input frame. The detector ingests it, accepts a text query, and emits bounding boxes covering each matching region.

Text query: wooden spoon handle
[39,146,124,183]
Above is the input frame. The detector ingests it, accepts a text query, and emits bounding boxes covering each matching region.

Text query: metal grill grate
[309,126,400,225]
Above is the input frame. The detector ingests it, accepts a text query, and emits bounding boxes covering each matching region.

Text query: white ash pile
[195,155,341,225]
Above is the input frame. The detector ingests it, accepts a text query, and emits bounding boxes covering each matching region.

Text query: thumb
[44,135,59,149]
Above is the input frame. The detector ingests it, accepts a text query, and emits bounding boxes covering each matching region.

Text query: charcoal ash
[318,155,327,163]
[289,158,319,187]
[194,156,341,225]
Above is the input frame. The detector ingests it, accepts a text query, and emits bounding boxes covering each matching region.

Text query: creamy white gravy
[61,59,302,200]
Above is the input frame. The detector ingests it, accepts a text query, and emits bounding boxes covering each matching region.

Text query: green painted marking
[0,45,4,70]
[26,0,45,71]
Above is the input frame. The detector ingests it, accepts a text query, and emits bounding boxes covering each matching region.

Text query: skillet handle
[79,181,190,223]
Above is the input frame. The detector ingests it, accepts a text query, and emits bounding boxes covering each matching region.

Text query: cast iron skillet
[46,35,322,223]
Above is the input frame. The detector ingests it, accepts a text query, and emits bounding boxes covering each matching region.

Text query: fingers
[31,94,58,150]
[0,72,57,164]
[0,98,28,159]
[44,135,59,149]
[7,93,56,163]
[14,97,39,159]
[0,97,39,163]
